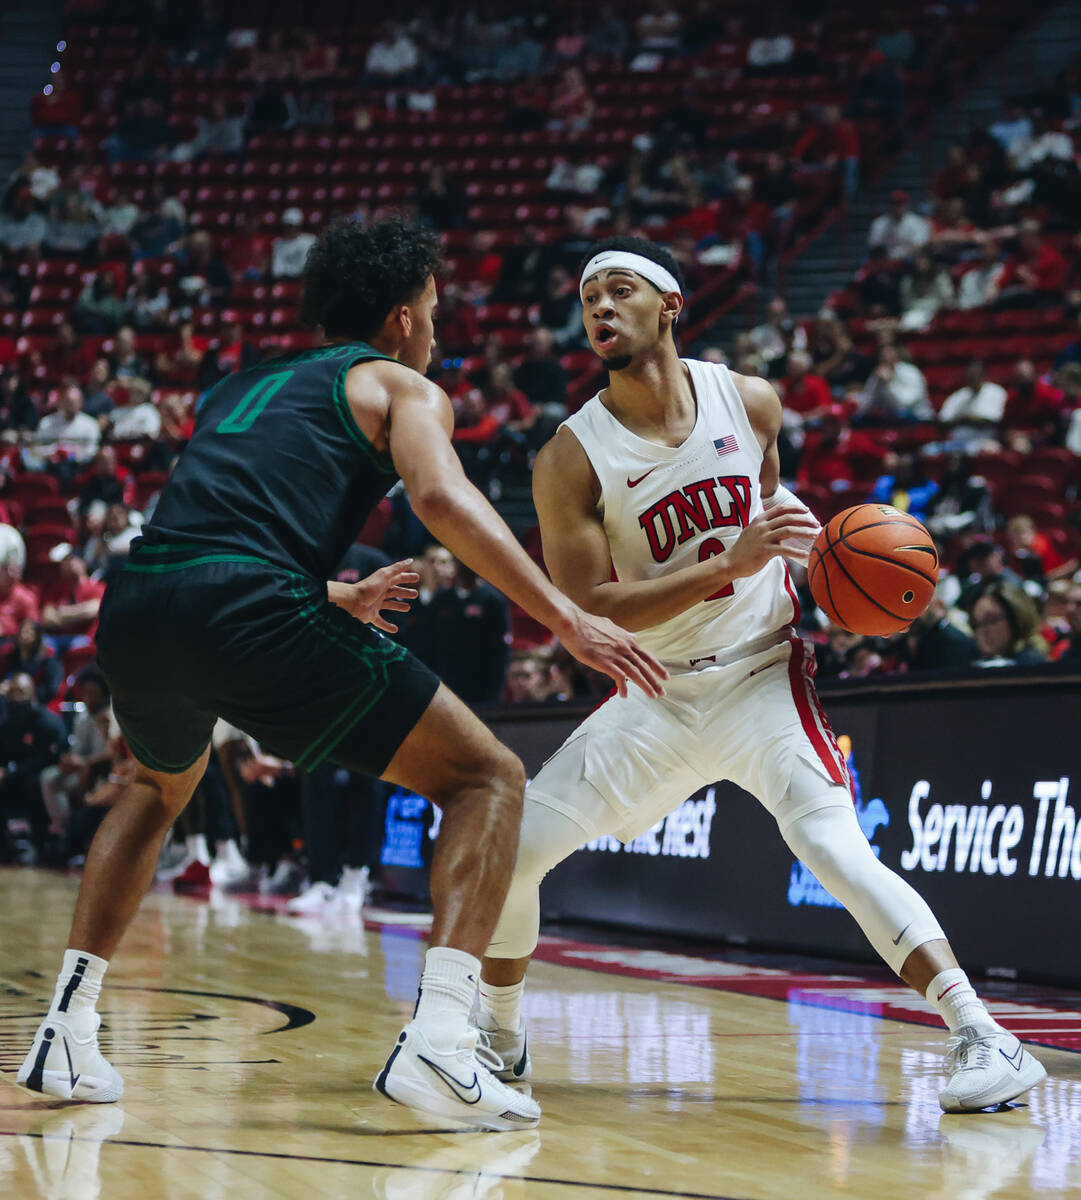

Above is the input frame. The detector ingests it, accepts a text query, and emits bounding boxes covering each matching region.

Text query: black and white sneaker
[939,1026,1047,1113]
[475,1012,531,1082]
[374,1021,540,1130]
[17,1010,124,1103]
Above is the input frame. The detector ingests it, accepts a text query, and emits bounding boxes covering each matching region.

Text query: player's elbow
[409,481,459,526]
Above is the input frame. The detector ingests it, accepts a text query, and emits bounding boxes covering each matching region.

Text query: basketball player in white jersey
[475,237,1046,1115]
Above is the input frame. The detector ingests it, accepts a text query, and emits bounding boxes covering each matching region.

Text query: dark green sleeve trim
[332,352,399,476]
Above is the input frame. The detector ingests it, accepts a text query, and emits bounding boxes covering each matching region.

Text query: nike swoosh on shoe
[418,1055,483,1104]
[1000,1044,1025,1072]
[62,1035,81,1093]
[512,1035,529,1078]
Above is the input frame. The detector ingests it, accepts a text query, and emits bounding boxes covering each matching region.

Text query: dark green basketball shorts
[96,543,440,776]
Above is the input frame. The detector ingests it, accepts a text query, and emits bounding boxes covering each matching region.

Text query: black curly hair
[577,235,685,298]
[300,216,443,341]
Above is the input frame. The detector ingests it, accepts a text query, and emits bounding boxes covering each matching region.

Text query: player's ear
[660,291,682,333]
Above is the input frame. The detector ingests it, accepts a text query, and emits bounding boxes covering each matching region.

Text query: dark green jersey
[143,342,399,580]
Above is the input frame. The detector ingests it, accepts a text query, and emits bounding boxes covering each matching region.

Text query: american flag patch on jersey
[713,434,738,456]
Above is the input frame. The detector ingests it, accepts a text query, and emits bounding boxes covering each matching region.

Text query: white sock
[412,947,480,1050]
[186,834,209,864]
[479,980,524,1032]
[51,948,109,1016]
[926,968,999,1034]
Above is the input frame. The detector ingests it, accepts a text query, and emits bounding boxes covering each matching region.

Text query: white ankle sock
[52,948,109,1016]
[926,968,998,1033]
[479,980,524,1032]
[186,834,209,864]
[412,947,480,1050]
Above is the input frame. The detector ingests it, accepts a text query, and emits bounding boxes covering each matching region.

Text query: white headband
[579,251,682,300]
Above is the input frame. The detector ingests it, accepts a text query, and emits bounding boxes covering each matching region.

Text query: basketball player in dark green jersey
[18,217,667,1130]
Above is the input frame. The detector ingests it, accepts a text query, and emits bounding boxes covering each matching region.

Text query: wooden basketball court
[1,867,1079,1199]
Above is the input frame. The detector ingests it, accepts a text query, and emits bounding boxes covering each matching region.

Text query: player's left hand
[329,559,420,633]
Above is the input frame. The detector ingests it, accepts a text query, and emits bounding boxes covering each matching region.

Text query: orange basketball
[808,504,939,636]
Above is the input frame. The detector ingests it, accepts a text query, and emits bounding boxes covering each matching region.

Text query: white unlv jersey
[561,359,797,671]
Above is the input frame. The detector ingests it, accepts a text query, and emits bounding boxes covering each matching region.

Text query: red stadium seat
[62,643,99,679]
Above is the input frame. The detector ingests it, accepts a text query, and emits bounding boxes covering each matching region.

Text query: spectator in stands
[0,371,38,433]
[796,405,888,490]
[780,351,833,422]
[40,549,104,650]
[485,363,538,446]
[898,251,955,331]
[1,619,62,705]
[179,97,246,160]
[0,523,26,573]
[858,344,933,421]
[868,190,930,261]
[494,23,543,81]
[969,582,1047,667]
[130,199,185,259]
[415,166,466,231]
[106,97,175,164]
[155,322,208,383]
[225,214,274,281]
[38,667,113,848]
[365,22,422,82]
[32,384,100,467]
[933,144,970,201]
[77,447,126,518]
[504,652,551,704]
[198,320,258,387]
[988,101,1034,157]
[956,241,1003,309]
[30,70,83,138]
[494,225,548,303]
[1055,311,1081,369]
[635,0,684,53]
[47,322,94,383]
[538,265,584,349]
[869,451,939,520]
[435,284,480,356]
[1006,514,1078,584]
[0,187,46,253]
[271,208,316,279]
[1009,111,1074,172]
[847,50,904,129]
[296,31,339,83]
[549,67,595,134]
[245,30,295,84]
[1002,358,1064,439]
[110,326,150,384]
[245,79,296,135]
[905,588,979,673]
[810,309,871,389]
[588,5,631,57]
[73,271,129,335]
[924,455,994,537]
[993,221,1066,307]
[83,502,140,579]
[439,565,510,704]
[106,379,162,442]
[748,297,807,370]
[958,541,1023,610]
[0,672,68,856]
[0,559,38,639]
[43,192,101,256]
[1055,580,1081,670]
[514,327,569,415]
[793,104,861,195]
[175,231,232,308]
[939,360,1007,445]
[82,359,115,421]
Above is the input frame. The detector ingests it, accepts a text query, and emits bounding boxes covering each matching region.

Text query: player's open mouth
[596,325,618,346]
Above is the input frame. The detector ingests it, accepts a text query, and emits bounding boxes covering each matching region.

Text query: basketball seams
[819,516,908,623]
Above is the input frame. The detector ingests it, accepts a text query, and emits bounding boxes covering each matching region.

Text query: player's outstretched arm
[381,369,666,698]
[534,428,818,633]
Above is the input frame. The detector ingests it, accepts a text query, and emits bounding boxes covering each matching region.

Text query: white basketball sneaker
[939,1026,1047,1112]
[285,880,338,915]
[336,865,370,912]
[17,1009,124,1103]
[475,1011,531,1082]
[374,1021,540,1130]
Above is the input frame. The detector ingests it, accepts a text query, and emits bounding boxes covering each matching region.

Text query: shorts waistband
[682,627,792,672]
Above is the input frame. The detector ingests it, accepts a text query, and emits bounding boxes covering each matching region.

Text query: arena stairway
[0,0,65,185]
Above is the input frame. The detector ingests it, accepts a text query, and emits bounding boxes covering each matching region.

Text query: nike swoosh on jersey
[418,1055,482,1104]
[999,1043,1025,1071]
[627,467,659,488]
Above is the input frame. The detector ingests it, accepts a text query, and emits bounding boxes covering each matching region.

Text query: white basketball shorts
[527,634,853,842]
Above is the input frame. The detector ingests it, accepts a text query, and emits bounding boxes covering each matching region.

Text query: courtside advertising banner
[487,675,1081,985]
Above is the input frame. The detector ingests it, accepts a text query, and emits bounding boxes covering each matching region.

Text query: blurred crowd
[1,2,1080,888]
